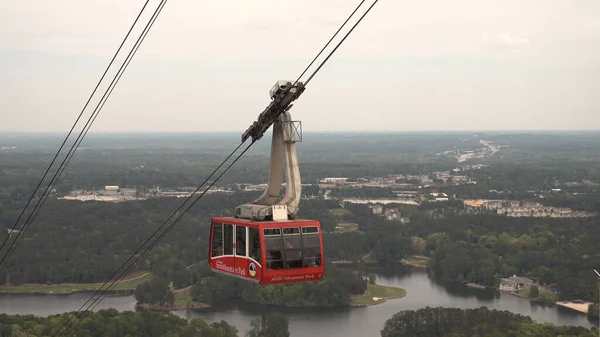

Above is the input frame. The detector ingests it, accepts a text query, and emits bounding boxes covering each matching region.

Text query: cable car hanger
[208,0,381,286]
[210,80,325,285]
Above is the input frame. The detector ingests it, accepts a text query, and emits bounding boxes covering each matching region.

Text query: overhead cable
[0,0,151,272]
[305,0,379,86]
[16,0,170,262]
[293,0,368,86]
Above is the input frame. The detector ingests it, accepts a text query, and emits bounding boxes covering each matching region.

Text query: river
[0,268,596,336]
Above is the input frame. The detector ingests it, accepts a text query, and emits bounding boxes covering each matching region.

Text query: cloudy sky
[1,0,599,132]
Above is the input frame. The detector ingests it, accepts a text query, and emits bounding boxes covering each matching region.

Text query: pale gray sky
[1,0,599,132]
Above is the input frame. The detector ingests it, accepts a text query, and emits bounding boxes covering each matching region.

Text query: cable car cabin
[209,217,324,285]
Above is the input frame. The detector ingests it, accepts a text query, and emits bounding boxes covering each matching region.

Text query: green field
[335,223,359,233]
[0,271,152,294]
[350,283,406,306]
[330,208,352,216]
[402,255,430,267]
[172,287,206,307]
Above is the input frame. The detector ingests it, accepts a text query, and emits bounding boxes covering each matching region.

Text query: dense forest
[0,309,240,337]
[327,201,600,302]
[0,195,342,286]
[381,307,598,336]
[421,214,600,302]
[0,132,466,194]
[1,188,599,303]
[0,310,290,337]
[1,306,595,337]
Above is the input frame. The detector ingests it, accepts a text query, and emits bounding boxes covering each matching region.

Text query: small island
[0,261,407,312]
[131,263,406,311]
[136,280,407,311]
[136,280,406,311]
[350,282,407,306]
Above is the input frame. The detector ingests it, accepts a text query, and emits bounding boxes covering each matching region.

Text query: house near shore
[499,275,534,292]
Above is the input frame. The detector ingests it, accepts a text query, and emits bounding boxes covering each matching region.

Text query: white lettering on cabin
[215,260,234,273]
[270,274,316,281]
[235,266,247,276]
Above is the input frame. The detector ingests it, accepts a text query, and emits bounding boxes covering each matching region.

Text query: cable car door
[233,225,245,278]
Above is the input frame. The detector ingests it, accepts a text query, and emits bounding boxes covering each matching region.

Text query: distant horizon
[2,129,600,135]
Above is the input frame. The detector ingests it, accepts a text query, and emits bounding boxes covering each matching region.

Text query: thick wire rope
[14,0,170,266]
[1,0,168,277]
[305,0,379,86]
[293,0,367,86]
[0,0,151,271]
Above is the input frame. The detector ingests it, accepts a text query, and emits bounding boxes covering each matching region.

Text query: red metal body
[209,217,324,285]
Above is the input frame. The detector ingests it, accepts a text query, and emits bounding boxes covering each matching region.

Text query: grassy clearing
[172,287,205,307]
[350,283,406,306]
[335,223,359,233]
[330,208,352,216]
[402,255,430,267]
[0,271,152,294]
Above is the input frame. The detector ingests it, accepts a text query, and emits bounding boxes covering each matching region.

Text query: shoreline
[465,282,495,290]
[0,272,151,295]
[0,288,135,296]
[348,293,406,307]
[556,301,592,314]
[137,302,209,311]
[399,255,430,269]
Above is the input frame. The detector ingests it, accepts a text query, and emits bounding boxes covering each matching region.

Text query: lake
[1,268,596,336]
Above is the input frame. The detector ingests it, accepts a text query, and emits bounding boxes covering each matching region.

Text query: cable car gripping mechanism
[236,81,306,221]
[241,81,305,143]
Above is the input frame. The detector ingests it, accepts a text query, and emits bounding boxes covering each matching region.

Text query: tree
[529,285,540,298]
[245,314,289,337]
[589,303,599,320]
[368,273,376,284]
[411,236,427,255]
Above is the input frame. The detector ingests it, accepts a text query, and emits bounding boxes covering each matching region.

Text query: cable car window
[264,228,283,270]
[264,228,281,236]
[223,224,233,255]
[302,226,319,234]
[282,227,302,269]
[303,248,322,267]
[283,227,302,248]
[285,250,303,269]
[301,226,320,248]
[302,226,321,267]
[212,223,223,257]
[236,225,246,256]
[248,227,261,262]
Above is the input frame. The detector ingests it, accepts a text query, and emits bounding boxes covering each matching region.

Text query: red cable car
[209,87,324,284]
[209,217,324,285]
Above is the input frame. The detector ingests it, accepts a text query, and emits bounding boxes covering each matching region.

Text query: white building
[369,205,383,215]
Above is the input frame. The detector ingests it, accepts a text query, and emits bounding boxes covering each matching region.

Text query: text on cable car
[215,260,249,276]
